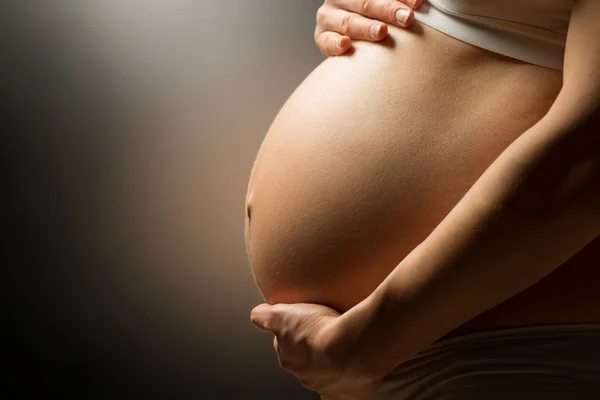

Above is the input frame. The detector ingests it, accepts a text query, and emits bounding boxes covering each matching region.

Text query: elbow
[524,98,600,213]
[550,102,600,209]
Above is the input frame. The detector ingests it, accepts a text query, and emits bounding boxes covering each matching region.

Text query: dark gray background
[2,1,327,398]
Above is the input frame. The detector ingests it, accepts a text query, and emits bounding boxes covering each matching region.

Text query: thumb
[250,303,284,333]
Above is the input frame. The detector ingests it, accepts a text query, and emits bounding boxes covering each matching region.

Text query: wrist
[335,289,401,380]
[337,247,428,379]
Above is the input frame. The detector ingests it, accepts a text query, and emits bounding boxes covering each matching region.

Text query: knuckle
[317,40,331,56]
[358,0,372,13]
[277,326,289,339]
[279,357,295,372]
[384,1,399,20]
[289,334,306,348]
[300,378,324,391]
[316,6,327,24]
[259,309,274,324]
[299,378,315,389]
[339,14,354,34]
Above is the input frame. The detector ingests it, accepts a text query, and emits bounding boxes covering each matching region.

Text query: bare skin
[245,19,600,342]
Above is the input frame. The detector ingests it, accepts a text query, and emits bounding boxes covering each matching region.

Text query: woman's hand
[315,0,423,56]
[250,302,383,400]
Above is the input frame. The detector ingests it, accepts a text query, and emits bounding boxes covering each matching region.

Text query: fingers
[314,7,389,56]
[327,0,419,27]
[250,303,282,333]
[315,0,420,56]
[317,7,390,41]
[315,31,353,56]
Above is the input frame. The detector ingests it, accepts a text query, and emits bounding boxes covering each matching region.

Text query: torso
[245,22,600,340]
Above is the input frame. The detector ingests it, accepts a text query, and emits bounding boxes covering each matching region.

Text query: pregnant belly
[245,22,563,313]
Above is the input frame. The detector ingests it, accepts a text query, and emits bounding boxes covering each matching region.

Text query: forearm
[341,90,600,377]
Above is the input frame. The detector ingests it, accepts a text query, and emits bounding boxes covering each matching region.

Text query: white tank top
[413,0,574,70]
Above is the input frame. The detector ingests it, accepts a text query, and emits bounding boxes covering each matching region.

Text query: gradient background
[3,1,326,398]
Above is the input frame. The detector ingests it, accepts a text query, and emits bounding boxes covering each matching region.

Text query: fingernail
[395,9,411,25]
[408,0,420,7]
[369,24,382,39]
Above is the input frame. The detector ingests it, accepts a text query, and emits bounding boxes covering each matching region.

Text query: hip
[376,322,600,399]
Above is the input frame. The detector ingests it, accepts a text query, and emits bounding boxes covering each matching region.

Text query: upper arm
[554,0,600,124]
